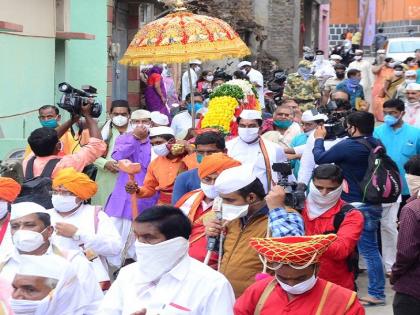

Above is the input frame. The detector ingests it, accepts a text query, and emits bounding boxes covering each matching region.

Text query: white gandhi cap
[406,83,420,91]
[149,126,175,137]
[151,111,169,126]
[330,54,342,60]
[215,164,257,194]
[10,202,49,221]
[189,59,202,65]
[17,254,69,280]
[131,109,151,120]
[301,110,328,122]
[238,61,252,68]
[239,110,262,120]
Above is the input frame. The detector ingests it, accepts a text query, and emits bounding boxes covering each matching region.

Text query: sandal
[359,296,386,307]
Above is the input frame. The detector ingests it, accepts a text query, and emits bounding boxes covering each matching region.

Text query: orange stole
[175,189,206,223]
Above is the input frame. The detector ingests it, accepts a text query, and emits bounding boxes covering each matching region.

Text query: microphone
[204,197,223,265]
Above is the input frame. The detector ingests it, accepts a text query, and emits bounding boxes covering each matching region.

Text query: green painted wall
[0,0,108,160]
[66,0,108,122]
[0,34,56,159]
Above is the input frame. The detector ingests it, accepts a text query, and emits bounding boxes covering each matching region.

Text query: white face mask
[153,143,170,156]
[206,75,214,82]
[132,122,151,130]
[315,55,323,62]
[200,182,218,199]
[112,115,129,127]
[12,229,47,252]
[221,203,249,221]
[135,237,189,283]
[238,127,259,143]
[354,55,362,61]
[405,174,420,197]
[306,181,343,220]
[241,69,248,75]
[10,295,50,315]
[405,79,416,84]
[194,66,201,73]
[276,272,317,295]
[0,201,8,219]
[394,70,404,77]
[51,195,80,213]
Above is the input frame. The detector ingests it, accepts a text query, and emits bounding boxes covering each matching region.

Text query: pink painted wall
[319,4,330,56]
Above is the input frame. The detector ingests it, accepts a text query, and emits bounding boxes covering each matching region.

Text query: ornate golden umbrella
[119,0,250,126]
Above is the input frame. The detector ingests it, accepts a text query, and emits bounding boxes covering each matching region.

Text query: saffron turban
[0,177,21,202]
[52,168,97,200]
[198,153,241,179]
[250,234,337,268]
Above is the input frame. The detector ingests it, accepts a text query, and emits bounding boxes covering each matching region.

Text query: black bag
[15,157,61,208]
[356,138,402,204]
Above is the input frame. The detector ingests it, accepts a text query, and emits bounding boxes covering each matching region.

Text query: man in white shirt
[97,205,235,315]
[348,49,374,105]
[0,202,102,314]
[404,83,420,128]
[262,105,302,149]
[10,254,87,315]
[171,93,204,139]
[48,167,121,290]
[238,61,265,109]
[182,60,201,101]
[227,110,287,192]
[312,50,336,88]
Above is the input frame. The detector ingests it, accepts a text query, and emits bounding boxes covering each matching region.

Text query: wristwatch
[72,230,81,242]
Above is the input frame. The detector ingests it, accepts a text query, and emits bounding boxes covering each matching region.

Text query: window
[388,40,420,54]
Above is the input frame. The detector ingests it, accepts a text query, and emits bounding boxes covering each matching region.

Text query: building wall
[329,0,420,48]
[0,0,56,158]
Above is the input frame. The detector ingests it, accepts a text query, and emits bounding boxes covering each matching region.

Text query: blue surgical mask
[40,119,58,129]
[187,102,204,114]
[273,120,293,129]
[384,114,399,127]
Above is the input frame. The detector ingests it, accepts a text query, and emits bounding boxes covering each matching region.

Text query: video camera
[272,162,305,211]
[318,99,352,140]
[57,82,102,118]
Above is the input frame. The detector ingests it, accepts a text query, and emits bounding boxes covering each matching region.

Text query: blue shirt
[374,123,420,195]
[290,133,309,178]
[171,168,201,205]
[336,80,365,108]
[313,136,380,203]
[268,207,304,237]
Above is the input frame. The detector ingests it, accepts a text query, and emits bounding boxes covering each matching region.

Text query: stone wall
[266,0,301,71]
[329,20,420,49]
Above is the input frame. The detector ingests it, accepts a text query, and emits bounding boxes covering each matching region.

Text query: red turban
[52,168,97,200]
[0,177,21,202]
[198,153,241,179]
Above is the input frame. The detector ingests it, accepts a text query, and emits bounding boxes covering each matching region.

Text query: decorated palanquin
[201,79,262,136]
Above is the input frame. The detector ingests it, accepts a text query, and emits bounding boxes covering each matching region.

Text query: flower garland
[201,96,239,133]
[225,79,256,98]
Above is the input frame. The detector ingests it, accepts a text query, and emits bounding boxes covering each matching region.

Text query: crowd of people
[0,46,420,315]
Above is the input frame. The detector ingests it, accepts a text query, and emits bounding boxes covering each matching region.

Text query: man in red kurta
[269,165,364,290]
[175,153,241,267]
[234,235,365,315]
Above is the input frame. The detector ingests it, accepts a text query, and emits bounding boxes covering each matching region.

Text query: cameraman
[23,103,106,178]
[313,111,386,305]
[296,95,352,186]
[270,164,364,291]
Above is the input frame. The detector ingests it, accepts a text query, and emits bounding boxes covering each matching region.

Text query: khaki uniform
[283,73,321,111]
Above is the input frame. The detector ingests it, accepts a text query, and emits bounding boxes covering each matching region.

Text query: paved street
[357,272,394,315]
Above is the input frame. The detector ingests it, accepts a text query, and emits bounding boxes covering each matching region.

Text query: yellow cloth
[0,177,21,202]
[198,153,241,179]
[52,167,97,200]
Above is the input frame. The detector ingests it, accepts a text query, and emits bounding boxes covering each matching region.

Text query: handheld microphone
[206,197,223,252]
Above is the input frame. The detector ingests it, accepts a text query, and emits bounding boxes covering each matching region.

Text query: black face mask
[336,72,345,79]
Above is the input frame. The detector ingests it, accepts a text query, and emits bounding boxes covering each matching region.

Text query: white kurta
[348,60,374,105]
[170,111,199,139]
[297,132,346,185]
[247,68,265,109]
[262,122,303,149]
[227,137,287,192]
[182,69,198,101]
[0,245,103,314]
[97,255,235,315]
[48,204,121,282]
